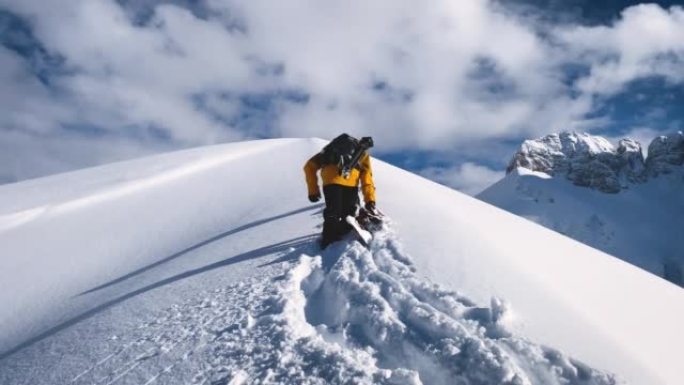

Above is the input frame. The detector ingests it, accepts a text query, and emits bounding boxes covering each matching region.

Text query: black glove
[309,194,321,203]
[365,201,376,211]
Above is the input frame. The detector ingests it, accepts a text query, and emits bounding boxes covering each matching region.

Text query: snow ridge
[66,224,616,385]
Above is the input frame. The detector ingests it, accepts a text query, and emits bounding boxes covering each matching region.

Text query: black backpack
[319,134,374,178]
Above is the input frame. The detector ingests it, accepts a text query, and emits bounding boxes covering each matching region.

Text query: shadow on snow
[0,205,323,360]
[79,204,323,296]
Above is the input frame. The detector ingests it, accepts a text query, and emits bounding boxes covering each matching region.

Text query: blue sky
[1,0,683,194]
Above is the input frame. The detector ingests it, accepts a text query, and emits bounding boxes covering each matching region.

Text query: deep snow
[1,138,682,384]
[50,228,615,385]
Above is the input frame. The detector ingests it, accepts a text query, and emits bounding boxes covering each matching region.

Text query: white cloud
[0,0,580,145]
[558,4,684,95]
[0,0,683,182]
[419,162,504,196]
[0,127,174,183]
[0,46,75,135]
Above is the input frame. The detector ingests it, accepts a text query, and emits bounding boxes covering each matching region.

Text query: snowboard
[345,215,373,246]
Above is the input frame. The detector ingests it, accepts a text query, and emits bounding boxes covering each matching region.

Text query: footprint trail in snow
[71,224,618,385]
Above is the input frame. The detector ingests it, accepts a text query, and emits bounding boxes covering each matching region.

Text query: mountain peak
[646,131,684,177]
[507,131,682,193]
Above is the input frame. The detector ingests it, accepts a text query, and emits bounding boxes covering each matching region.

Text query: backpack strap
[340,137,373,178]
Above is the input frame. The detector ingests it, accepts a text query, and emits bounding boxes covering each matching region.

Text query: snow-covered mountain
[1,138,682,385]
[480,131,684,286]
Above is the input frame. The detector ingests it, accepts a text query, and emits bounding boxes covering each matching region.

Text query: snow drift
[0,138,682,385]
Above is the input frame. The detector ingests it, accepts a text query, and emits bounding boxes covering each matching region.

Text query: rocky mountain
[506,131,683,193]
[647,132,684,176]
[481,131,684,286]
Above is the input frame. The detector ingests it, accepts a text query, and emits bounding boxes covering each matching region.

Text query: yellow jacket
[304,152,376,203]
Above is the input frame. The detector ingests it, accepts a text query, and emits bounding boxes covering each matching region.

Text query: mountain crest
[647,131,684,177]
[507,131,683,193]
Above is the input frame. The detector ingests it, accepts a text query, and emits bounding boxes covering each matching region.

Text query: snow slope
[479,132,684,286]
[479,167,684,285]
[0,138,682,385]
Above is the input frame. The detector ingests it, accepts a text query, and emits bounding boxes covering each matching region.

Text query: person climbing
[304,134,377,248]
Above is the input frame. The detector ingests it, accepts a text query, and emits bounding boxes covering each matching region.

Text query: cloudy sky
[1,0,683,194]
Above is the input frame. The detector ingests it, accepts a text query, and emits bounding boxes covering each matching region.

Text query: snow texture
[0,138,682,385]
[17,225,615,385]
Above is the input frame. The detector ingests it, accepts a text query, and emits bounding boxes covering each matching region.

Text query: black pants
[321,184,359,248]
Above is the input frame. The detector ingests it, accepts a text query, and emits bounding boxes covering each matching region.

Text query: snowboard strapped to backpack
[320,134,374,179]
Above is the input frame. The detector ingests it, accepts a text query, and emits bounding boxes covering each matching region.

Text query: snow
[300,230,615,385]
[479,165,684,285]
[1,138,682,385]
